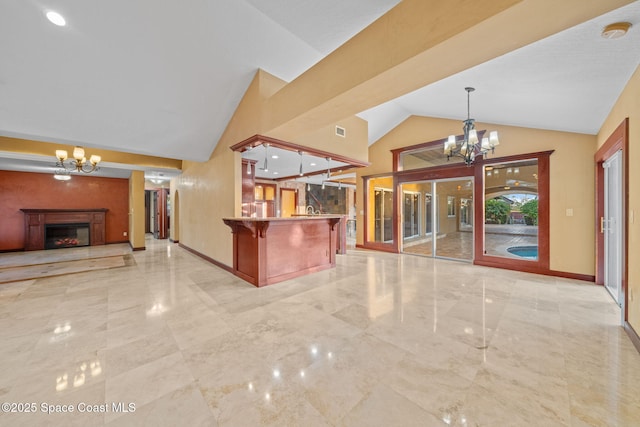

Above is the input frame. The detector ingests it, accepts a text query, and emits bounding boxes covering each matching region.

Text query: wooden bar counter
[223,216,342,287]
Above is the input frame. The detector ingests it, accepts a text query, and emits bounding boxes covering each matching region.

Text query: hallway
[0,237,638,426]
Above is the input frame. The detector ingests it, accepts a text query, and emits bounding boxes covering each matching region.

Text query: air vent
[335,126,346,137]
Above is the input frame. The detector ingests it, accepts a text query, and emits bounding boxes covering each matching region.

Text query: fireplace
[45,223,90,249]
[21,209,108,251]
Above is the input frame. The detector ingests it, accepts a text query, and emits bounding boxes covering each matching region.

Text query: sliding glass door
[401,179,473,261]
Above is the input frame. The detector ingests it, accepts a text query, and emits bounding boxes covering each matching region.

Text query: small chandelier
[444,87,499,165]
[55,146,101,174]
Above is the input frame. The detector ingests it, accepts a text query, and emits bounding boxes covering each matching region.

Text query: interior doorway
[280,188,297,217]
[146,189,170,239]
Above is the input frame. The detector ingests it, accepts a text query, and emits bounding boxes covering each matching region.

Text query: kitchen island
[222,216,342,287]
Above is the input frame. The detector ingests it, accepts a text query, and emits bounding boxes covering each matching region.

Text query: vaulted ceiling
[1,0,639,178]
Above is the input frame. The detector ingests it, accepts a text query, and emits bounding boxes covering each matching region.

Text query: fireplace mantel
[21,209,108,251]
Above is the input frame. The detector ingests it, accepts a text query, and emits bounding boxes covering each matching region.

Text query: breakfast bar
[223,216,342,287]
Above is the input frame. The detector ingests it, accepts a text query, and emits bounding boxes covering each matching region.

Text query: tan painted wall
[357,115,596,276]
[597,64,640,333]
[128,170,146,249]
[0,136,182,170]
[291,115,369,164]
[176,69,372,266]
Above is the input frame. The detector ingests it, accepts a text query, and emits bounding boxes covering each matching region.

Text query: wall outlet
[123,231,128,236]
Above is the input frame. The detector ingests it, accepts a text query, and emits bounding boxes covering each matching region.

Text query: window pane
[483,160,538,260]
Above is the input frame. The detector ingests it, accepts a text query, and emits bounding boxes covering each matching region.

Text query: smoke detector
[601,22,631,39]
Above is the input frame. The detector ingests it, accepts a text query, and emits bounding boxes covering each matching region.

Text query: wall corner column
[129,170,146,250]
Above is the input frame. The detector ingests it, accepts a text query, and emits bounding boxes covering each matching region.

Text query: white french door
[603,150,623,306]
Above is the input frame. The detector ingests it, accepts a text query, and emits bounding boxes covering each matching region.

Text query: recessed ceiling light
[46,11,66,26]
[271,155,279,159]
[601,22,631,39]
[310,162,316,166]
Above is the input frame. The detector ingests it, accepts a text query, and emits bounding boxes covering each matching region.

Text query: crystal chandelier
[444,87,499,165]
[55,146,101,174]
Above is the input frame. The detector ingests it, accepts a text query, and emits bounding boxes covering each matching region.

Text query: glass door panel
[604,150,623,305]
[403,192,420,238]
[374,187,393,243]
[434,179,474,261]
[483,160,539,260]
[401,182,432,256]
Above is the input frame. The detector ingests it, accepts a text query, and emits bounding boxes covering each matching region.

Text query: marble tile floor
[0,237,639,426]
[404,231,538,261]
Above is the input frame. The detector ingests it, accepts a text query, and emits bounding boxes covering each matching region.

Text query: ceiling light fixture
[245,147,252,175]
[46,11,66,26]
[55,146,101,174]
[298,151,304,176]
[326,157,331,179]
[53,169,71,181]
[601,22,631,39]
[444,87,499,165]
[262,144,269,172]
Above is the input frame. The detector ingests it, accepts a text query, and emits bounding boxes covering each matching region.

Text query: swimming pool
[507,245,538,259]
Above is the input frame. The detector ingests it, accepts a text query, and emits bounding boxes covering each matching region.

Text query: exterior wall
[0,170,129,251]
[357,115,596,276]
[597,64,640,333]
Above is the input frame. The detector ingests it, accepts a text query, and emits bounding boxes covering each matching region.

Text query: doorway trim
[595,118,629,322]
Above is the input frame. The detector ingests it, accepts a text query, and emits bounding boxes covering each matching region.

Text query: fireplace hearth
[45,223,90,249]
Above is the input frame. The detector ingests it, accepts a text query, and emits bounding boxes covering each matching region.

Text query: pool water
[507,245,538,259]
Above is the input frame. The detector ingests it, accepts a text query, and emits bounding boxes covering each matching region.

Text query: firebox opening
[45,223,90,249]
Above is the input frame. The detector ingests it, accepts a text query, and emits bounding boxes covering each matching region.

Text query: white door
[603,150,623,307]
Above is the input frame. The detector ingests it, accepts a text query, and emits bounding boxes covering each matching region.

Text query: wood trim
[624,321,640,354]
[547,270,595,282]
[474,161,484,260]
[169,239,179,244]
[473,151,551,270]
[358,242,399,254]
[230,134,370,168]
[392,176,400,252]
[130,243,146,251]
[474,259,595,282]
[179,243,234,273]
[395,162,476,182]
[594,118,628,322]
[363,176,370,244]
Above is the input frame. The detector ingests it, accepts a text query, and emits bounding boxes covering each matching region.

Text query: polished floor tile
[0,236,639,426]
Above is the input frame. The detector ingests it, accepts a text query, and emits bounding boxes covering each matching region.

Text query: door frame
[595,118,628,321]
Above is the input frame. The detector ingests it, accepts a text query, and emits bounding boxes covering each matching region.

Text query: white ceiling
[1,1,640,178]
[359,2,640,143]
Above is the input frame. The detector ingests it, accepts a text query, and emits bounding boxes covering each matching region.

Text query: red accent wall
[0,170,129,251]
